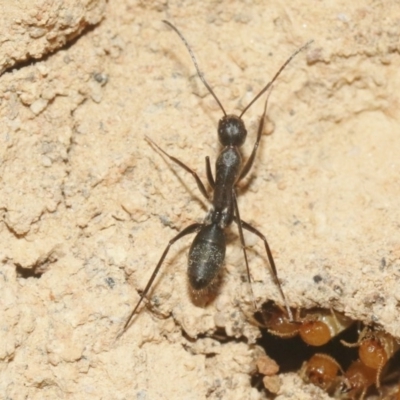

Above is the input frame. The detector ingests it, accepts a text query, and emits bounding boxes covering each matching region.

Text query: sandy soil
[1,0,400,399]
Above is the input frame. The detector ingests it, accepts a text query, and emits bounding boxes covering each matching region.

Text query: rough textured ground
[1,0,400,399]
[0,0,106,75]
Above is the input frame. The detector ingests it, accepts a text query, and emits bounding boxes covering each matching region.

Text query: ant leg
[238,218,293,321]
[123,222,202,332]
[205,156,215,188]
[232,191,257,309]
[238,88,273,181]
[146,136,210,201]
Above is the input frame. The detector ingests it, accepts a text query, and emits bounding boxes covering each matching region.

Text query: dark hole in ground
[16,264,44,279]
[257,323,359,373]
[251,303,400,399]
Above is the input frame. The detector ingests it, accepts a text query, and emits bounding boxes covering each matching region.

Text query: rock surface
[1,0,400,399]
[0,0,106,75]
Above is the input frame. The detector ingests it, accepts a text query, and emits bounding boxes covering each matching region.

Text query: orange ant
[335,359,377,400]
[257,301,353,346]
[300,353,343,394]
[342,326,400,388]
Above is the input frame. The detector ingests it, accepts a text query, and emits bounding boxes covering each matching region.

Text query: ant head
[218,115,247,147]
[163,21,311,150]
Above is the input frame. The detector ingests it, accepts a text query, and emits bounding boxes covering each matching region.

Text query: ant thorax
[204,206,233,229]
[212,148,242,222]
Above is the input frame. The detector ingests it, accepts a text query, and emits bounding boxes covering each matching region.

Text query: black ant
[123,21,311,332]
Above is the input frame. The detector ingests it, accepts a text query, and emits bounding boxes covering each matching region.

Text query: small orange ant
[342,326,400,388]
[300,353,343,394]
[336,359,377,400]
[257,302,353,346]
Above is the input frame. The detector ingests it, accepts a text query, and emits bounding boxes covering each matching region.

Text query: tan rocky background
[1,0,400,399]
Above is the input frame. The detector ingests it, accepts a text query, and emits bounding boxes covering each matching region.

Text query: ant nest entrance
[252,301,400,400]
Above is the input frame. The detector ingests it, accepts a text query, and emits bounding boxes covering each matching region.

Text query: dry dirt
[1,0,400,399]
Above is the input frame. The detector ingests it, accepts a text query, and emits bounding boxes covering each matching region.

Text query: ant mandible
[123,21,311,332]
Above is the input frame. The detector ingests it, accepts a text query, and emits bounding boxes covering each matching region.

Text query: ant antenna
[163,20,227,116]
[163,21,312,121]
[239,39,313,118]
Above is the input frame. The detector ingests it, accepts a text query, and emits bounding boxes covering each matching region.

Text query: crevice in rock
[253,301,400,399]
[0,22,102,77]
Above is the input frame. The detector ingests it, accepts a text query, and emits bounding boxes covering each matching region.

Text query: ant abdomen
[188,224,226,290]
